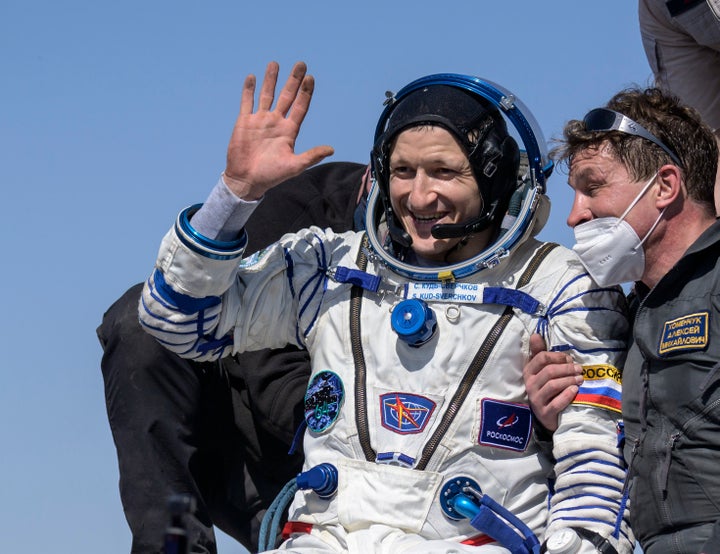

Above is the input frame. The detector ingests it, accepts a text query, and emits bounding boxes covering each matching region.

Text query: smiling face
[388,126,491,263]
[566,144,657,233]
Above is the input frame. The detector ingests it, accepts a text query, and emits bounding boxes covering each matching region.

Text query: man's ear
[655,164,683,209]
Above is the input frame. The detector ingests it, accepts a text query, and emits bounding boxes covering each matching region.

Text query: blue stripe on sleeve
[152,269,222,314]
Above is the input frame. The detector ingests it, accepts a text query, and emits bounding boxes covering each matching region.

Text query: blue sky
[1,1,651,552]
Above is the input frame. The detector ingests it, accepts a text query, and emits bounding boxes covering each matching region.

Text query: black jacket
[97,162,368,551]
[623,219,720,554]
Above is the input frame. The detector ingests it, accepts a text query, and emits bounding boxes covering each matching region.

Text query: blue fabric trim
[561,458,625,474]
[535,319,547,337]
[564,462,625,476]
[145,277,181,313]
[538,273,616,335]
[483,287,543,315]
[470,495,541,553]
[375,452,416,466]
[143,275,231,359]
[613,478,630,538]
[333,266,381,292]
[550,344,627,355]
[553,501,631,541]
[552,513,622,531]
[284,249,296,298]
[288,420,308,455]
[551,515,617,528]
[546,279,625,319]
[139,314,214,336]
[549,307,627,328]
[562,469,624,483]
[297,233,329,340]
[398,453,415,466]
[555,448,624,465]
[298,270,325,338]
[551,305,624,317]
[181,342,202,358]
[470,507,526,553]
[196,334,233,355]
[553,482,624,496]
[554,504,622,513]
[546,477,555,511]
[176,204,247,260]
[152,269,222,314]
[141,282,220,332]
[543,273,586,314]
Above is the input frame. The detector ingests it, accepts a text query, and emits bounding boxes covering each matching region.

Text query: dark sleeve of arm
[227,346,312,447]
[244,161,366,251]
[700,521,720,554]
[217,162,367,447]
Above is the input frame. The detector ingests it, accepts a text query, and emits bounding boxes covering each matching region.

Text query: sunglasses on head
[583,108,683,167]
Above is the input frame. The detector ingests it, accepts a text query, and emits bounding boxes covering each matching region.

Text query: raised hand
[523,333,583,432]
[223,61,335,200]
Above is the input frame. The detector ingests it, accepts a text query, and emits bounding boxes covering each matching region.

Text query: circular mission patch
[304,370,345,433]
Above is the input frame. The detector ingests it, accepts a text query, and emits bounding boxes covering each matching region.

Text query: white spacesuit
[140,74,634,553]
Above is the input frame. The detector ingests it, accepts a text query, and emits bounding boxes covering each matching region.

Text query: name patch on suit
[405,282,482,304]
[478,399,532,452]
[380,392,436,434]
[658,311,709,355]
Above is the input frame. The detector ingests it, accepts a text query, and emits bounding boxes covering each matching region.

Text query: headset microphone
[430,201,499,239]
[431,219,482,239]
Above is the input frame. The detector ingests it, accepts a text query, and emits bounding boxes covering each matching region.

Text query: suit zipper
[352,240,558,468]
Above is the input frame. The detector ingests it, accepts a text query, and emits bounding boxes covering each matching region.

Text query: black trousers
[98,162,365,552]
[98,284,307,553]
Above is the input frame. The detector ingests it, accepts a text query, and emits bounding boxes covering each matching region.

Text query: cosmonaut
[140,62,634,553]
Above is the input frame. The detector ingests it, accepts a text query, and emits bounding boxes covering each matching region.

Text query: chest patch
[658,311,709,355]
[379,392,436,434]
[304,370,344,433]
[478,398,532,452]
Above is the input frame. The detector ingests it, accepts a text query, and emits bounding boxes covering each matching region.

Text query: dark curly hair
[552,87,717,214]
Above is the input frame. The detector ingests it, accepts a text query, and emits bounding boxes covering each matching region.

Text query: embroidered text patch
[478,399,532,452]
[658,312,709,355]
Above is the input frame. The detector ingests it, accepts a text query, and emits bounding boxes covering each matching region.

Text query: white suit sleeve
[537,263,634,554]
[139,207,350,362]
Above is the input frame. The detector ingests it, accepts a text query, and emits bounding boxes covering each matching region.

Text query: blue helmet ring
[365,73,553,281]
[373,74,553,192]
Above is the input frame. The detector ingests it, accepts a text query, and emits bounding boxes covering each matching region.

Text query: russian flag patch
[573,364,622,413]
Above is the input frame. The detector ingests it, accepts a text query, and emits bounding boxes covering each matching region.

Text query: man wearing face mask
[523,86,720,554]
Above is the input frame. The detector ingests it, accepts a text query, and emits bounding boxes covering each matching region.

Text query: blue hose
[257,478,298,552]
[257,463,338,551]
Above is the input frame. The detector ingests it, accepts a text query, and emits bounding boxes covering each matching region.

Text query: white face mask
[572,172,665,287]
